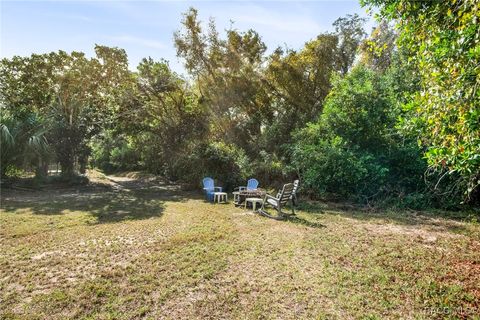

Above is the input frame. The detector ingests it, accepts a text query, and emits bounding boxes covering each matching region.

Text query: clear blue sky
[1,0,374,74]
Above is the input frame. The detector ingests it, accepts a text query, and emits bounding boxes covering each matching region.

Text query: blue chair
[202,177,222,202]
[238,178,259,191]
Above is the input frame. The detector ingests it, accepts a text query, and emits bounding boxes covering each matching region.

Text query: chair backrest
[246,178,259,190]
[278,183,294,205]
[202,177,214,190]
[292,180,300,196]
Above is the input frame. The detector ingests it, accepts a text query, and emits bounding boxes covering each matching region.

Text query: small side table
[245,197,263,212]
[214,192,228,204]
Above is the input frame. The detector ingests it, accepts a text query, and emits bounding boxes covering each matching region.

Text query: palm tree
[0,114,50,178]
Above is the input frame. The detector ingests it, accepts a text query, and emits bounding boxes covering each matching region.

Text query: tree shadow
[0,180,201,224]
[295,200,479,235]
[256,203,327,229]
[284,215,326,229]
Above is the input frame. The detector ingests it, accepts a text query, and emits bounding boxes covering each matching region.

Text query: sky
[1,0,375,74]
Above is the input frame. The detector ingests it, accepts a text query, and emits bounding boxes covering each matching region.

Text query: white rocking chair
[259,183,295,220]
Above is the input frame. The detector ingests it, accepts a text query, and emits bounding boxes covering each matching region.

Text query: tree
[0,46,130,178]
[114,57,208,177]
[333,13,367,74]
[1,54,57,177]
[174,8,269,155]
[361,0,480,200]
[359,20,397,72]
[263,34,339,153]
[0,112,49,178]
[292,65,427,204]
[261,14,366,157]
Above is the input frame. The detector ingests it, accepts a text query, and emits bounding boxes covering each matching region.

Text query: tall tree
[262,14,366,155]
[362,0,480,200]
[263,34,339,153]
[116,57,208,175]
[0,46,130,178]
[174,8,269,154]
[333,13,367,74]
[359,20,397,72]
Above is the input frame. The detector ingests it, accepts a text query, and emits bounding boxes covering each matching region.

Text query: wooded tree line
[1,2,479,208]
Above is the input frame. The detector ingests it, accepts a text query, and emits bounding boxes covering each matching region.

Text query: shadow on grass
[1,181,203,224]
[284,215,326,229]
[256,204,327,229]
[296,200,479,235]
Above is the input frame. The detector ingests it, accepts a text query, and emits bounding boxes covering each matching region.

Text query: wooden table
[233,189,266,206]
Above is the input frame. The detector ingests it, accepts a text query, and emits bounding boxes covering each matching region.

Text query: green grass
[1,175,479,319]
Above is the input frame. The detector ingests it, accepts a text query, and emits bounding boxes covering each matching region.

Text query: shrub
[292,65,428,205]
[250,151,292,189]
[90,131,140,173]
[293,133,389,200]
[195,142,250,191]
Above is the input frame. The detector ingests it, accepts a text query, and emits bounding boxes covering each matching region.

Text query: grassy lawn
[1,173,479,319]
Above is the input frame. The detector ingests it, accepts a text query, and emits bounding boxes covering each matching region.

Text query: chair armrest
[265,194,279,201]
[214,187,222,192]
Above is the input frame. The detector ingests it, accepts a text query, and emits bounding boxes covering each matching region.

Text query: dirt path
[97,171,184,193]
[0,170,187,205]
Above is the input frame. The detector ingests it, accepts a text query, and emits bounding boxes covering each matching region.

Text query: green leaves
[0,113,50,177]
[292,65,427,203]
[362,0,480,201]
[0,46,131,178]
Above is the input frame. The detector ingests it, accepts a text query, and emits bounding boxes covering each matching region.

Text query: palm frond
[0,123,15,147]
[27,128,50,156]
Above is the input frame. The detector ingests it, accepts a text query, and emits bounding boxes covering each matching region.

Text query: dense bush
[293,135,387,200]
[249,151,292,189]
[90,131,140,173]
[0,112,50,178]
[193,142,250,191]
[292,65,429,206]
[362,0,480,201]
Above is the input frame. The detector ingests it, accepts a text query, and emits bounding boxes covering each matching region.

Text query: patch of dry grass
[1,177,479,319]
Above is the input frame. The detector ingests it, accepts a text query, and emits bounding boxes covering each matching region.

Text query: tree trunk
[35,159,49,180]
[60,157,75,179]
[57,135,77,179]
[79,154,87,174]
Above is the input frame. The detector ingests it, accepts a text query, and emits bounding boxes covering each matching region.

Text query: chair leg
[291,197,297,215]
[258,201,266,214]
[258,202,286,220]
[278,204,291,219]
[258,208,286,220]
